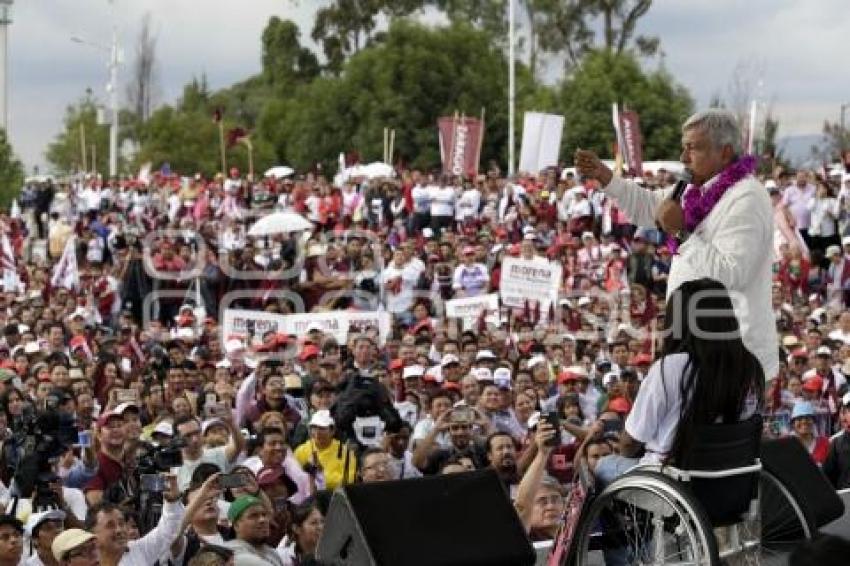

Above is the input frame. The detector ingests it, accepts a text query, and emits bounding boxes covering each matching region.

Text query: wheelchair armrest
[659,461,762,482]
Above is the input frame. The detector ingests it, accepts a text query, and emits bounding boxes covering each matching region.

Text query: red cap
[389,359,404,371]
[299,344,320,362]
[631,353,653,366]
[791,349,808,359]
[69,336,88,350]
[557,371,580,385]
[97,410,123,428]
[462,246,476,255]
[802,376,824,392]
[608,397,632,414]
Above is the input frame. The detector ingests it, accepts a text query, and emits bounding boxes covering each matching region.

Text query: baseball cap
[441,354,460,367]
[475,350,497,362]
[472,367,493,382]
[153,421,174,437]
[96,410,123,428]
[816,346,832,357]
[255,466,298,495]
[608,397,632,414]
[114,402,139,415]
[802,376,823,392]
[557,371,580,385]
[389,359,404,371]
[791,400,816,421]
[52,528,95,562]
[227,495,264,524]
[24,509,65,537]
[843,236,850,247]
[309,409,334,428]
[403,365,425,379]
[299,345,320,362]
[826,245,842,258]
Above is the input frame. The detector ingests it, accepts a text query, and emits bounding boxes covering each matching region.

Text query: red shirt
[85,450,124,493]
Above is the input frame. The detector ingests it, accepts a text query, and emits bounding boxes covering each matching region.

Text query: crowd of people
[0,115,846,565]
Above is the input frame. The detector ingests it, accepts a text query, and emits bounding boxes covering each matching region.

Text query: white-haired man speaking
[576,109,778,378]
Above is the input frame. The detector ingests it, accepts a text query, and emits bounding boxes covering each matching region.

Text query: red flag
[438,115,484,178]
[618,110,644,177]
[226,127,248,148]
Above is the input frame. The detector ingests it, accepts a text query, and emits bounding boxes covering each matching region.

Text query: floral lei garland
[682,154,758,233]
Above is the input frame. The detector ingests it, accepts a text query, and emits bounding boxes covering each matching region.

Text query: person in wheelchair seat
[594,278,765,485]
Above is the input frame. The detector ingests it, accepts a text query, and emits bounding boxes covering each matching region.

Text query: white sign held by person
[446,293,499,319]
[499,258,562,310]
[519,112,565,175]
[223,309,392,346]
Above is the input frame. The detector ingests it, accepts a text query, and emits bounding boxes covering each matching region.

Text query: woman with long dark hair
[595,277,764,483]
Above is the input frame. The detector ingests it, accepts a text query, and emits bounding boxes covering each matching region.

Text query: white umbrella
[248,211,313,236]
[360,162,394,179]
[264,166,295,179]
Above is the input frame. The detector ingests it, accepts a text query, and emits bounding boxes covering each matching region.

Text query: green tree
[136,77,275,177]
[264,20,536,172]
[262,17,320,86]
[310,0,424,73]
[0,129,24,207]
[556,49,693,161]
[46,91,126,175]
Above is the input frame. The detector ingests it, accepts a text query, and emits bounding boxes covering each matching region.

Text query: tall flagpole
[508,0,515,176]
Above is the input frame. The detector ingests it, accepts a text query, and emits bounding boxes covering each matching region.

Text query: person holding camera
[412,406,488,475]
[86,473,185,566]
[83,410,127,506]
[174,415,244,492]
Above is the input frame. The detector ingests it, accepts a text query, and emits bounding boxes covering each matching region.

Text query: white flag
[0,230,17,292]
[51,236,79,290]
[9,199,20,220]
[519,112,565,175]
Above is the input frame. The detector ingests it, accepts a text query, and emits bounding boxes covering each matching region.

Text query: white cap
[25,509,65,536]
[309,409,334,428]
[224,338,245,354]
[215,359,232,369]
[843,236,850,247]
[201,418,227,435]
[153,421,174,437]
[66,307,88,321]
[440,354,460,367]
[475,350,497,361]
[567,365,589,379]
[24,341,40,354]
[816,346,832,356]
[523,232,537,241]
[422,227,434,239]
[403,365,425,379]
[603,371,620,387]
[577,297,592,308]
[765,179,777,189]
[176,327,195,341]
[827,245,842,258]
[581,231,594,240]
[522,225,535,234]
[114,402,139,414]
[526,355,546,369]
[493,367,512,382]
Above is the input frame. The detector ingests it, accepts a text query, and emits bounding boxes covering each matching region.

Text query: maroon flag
[438,115,484,178]
[618,110,644,177]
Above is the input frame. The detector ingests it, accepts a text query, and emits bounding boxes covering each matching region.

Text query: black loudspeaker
[316,468,536,566]
[761,437,845,529]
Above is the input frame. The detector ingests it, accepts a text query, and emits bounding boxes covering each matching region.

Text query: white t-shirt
[430,186,456,217]
[176,446,230,491]
[411,184,432,214]
[625,352,758,465]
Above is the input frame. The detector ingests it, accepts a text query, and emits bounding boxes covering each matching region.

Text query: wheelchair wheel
[759,469,813,555]
[572,471,718,565]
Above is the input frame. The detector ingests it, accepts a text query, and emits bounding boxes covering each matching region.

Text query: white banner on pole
[223,309,392,346]
[499,257,562,310]
[518,112,565,175]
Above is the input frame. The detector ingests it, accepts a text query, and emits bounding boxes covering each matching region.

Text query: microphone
[670,170,693,202]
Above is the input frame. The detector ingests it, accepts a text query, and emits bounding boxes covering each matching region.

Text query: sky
[6,0,849,172]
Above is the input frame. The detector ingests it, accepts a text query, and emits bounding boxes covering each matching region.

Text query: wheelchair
[560,415,844,565]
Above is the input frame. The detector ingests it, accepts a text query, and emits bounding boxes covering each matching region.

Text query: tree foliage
[556,50,693,161]
[267,20,532,172]
[0,129,23,207]
[46,92,130,175]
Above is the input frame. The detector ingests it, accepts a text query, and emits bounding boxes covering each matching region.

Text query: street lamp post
[0,0,13,133]
[71,29,121,178]
[841,102,850,155]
